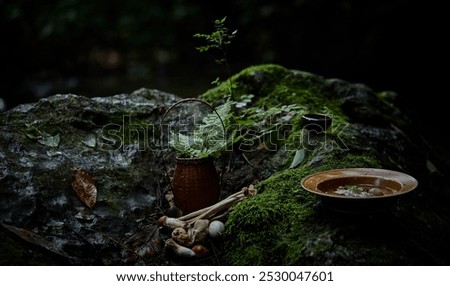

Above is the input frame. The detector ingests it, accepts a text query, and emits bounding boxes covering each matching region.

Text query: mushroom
[157,216,188,229]
[191,244,209,257]
[164,238,196,258]
[171,227,194,247]
[189,219,209,243]
[162,185,259,260]
[208,220,225,238]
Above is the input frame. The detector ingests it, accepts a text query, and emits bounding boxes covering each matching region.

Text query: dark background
[1,0,447,168]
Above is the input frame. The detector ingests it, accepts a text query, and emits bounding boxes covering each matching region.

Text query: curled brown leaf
[71,167,97,208]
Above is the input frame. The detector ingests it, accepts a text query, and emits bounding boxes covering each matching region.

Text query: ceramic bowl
[301,168,418,213]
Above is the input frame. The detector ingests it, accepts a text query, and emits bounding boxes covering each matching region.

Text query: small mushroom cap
[191,244,209,257]
[208,220,225,238]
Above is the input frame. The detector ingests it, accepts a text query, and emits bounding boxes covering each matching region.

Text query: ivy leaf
[289,149,305,169]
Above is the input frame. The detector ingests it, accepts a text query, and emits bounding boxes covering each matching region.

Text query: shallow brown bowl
[301,168,418,213]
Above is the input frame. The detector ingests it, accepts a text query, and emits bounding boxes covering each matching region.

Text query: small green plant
[170,18,302,159]
[167,17,238,159]
[193,16,237,97]
[169,100,233,158]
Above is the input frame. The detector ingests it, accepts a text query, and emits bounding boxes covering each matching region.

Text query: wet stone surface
[1,65,449,265]
[0,89,179,265]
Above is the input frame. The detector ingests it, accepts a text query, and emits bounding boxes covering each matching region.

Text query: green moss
[223,152,384,265]
[202,64,344,117]
[202,64,352,156]
[201,64,288,103]
[375,91,411,128]
[223,183,316,265]
[203,64,401,265]
[223,153,387,265]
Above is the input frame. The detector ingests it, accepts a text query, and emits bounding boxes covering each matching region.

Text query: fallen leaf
[71,167,97,208]
[1,223,70,258]
[74,208,96,221]
[289,149,305,169]
[81,133,97,148]
[38,133,60,147]
[46,149,63,157]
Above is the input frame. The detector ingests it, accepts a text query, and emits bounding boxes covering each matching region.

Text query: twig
[177,185,257,224]
[178,189,245,221]
[185,197,240,224]
[242,153,257,168]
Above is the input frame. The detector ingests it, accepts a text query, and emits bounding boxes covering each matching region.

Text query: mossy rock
[1,64,448,265]
[201,64,448,265]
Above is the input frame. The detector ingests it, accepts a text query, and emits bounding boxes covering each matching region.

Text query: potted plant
[162,17,237,214]
[162,98,233,214]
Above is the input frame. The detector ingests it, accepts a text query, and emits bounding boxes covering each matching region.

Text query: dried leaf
[1,223,69,258]
[38,133,60,147]
[24,123,42,139]
[71,167,97,208]
[81,133,97,148]
[74,208,96,221]
[289,149,305,169]
[46,149,63,157]
[25,132,42,140]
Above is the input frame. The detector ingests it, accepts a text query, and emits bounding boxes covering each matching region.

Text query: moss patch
[201,64,415,265]
[223,150,384,265]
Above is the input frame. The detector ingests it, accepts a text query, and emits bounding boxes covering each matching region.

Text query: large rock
[1,64,449,265]
[202,65,450,265]
[0,89,179,265]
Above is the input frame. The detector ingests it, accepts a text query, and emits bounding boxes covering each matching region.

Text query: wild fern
[169,100,233,158]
